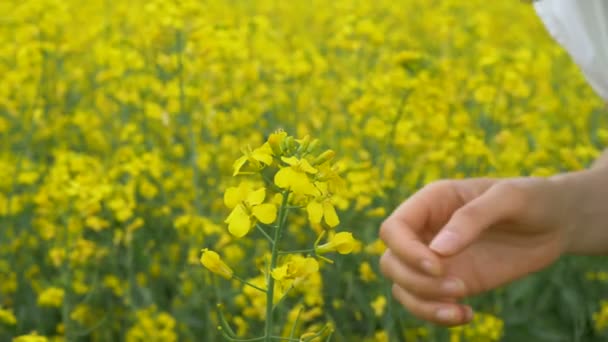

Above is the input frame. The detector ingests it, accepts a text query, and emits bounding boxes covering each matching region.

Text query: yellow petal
[224,206,238,223]
[303,257,319,274]
[224,186,245,208]
[281,156,299,166]
[299,159,318,174]
[315,232,355,255]
[275,167,318,195]
[291,171,317,196]
[334,232,356,254]
[323,202,340,227]
[246,187,266,206]
[226,206,252,238]
[232,156,248,176]
[274,167,294,189]
[252,203,277,224]
[253,144,273,165]
[271,265,288,281]
[306,201,323,224]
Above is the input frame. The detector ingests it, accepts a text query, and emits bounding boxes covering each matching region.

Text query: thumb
[429,182,524,256]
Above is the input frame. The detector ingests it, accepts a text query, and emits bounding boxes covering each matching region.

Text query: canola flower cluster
[201,130,358,341]
[1,0,607,341]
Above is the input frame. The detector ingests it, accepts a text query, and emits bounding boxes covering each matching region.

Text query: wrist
[550,167,608,255]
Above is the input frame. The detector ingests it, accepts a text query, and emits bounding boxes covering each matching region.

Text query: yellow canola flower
[306,198,339,228]
[233,143,274,176]
[316,232,357,255]
[271,256,319,282]
[274,157,318,196]
[200,249,234,280]
[224,183,277,238]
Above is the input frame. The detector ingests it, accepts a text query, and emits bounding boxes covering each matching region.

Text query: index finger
[379,180,474,276]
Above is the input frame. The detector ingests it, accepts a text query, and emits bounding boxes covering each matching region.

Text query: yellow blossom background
[1,0,607,341]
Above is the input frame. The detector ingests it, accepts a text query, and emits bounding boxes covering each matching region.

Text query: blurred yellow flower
[12,332,48,342]
[371,296,386,317]
[0,306,16,325]
[37,287,64,308]
[593,300,608,332]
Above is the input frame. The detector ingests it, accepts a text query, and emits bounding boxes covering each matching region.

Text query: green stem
[264,190,290,341]
[288,306,303,339]
[278,249,313,255]
[218,328,265,341]
[255,224,274,245]
[232,275,267,293]
[271,337,300,341]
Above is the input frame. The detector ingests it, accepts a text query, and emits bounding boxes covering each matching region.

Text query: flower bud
[312,149,335,165]
[297,135,311,153]
[200,248,234,279]
[268,131,285,155]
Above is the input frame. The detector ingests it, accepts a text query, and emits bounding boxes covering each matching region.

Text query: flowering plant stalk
[201,131,358,342]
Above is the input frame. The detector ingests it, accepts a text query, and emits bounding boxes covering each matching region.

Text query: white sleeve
[534,0,608,100]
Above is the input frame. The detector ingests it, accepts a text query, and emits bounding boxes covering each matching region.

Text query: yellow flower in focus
[200,248,234,280]
[306,198,339,228]
[316,232,357,255]
[224,183,277,237]
[233,144,274,176]
[274,157,318,196]
[271,256,319,282]
[37,287,65,308]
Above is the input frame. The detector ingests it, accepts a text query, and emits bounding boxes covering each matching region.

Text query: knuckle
[404,277,437,298]
[406,279,428,297]
[392,284,436,322]
[494,181,528,213]
[452,205,477,225]
[426,179,453,193]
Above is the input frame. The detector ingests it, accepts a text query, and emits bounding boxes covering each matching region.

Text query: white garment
[534,0,608,100]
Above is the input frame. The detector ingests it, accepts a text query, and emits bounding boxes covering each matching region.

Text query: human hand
[379,176,583,326]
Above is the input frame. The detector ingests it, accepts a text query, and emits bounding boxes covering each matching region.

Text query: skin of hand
[379,151,608,326]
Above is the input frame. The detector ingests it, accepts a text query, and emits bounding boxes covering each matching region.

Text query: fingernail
[436,307,457,322]
[430,230,460,255]
[464,306,474,322]
[420,259,440,277]
[441,278,465,296]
